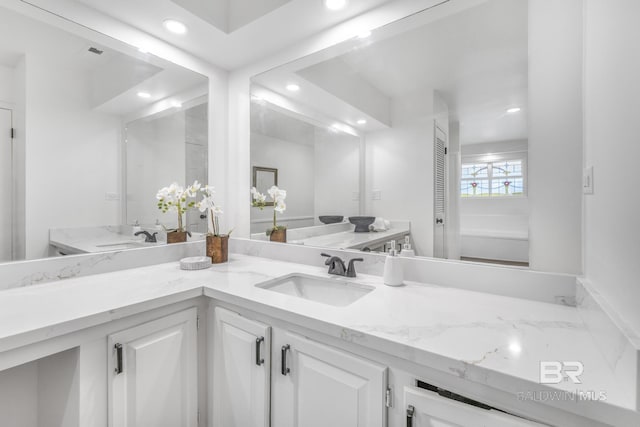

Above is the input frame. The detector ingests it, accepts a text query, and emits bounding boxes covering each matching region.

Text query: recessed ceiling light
[138,46,150,54]
[357,119,367,125]
[357,30,372,39]
[171,101,182,108]
[506,107,521,114]
[163,19,188,34]
[137,92,151,99]
[286,84,300,92]
[324,0,347,11]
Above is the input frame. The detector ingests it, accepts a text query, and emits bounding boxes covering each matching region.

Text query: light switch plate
[583,166,594,195]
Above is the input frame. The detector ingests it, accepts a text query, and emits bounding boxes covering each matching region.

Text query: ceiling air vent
[88,47,104,55]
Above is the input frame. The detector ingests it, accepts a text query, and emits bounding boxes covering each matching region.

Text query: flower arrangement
[251,185,287,236]
[156,181,201,233]
[197,185,227,236]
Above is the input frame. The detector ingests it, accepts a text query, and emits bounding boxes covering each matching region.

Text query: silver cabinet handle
[114,343,123,374]
[281,344,290,376]
[255,337,265,366]
[406,405,415,427]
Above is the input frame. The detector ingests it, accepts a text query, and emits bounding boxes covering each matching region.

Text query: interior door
[108,308,198,427]
[213,307,271,427]
[405,386,547,426]
[0,108,11,261]
[433,124,448,258]
[272,330,387,427]
[185,103,208,234]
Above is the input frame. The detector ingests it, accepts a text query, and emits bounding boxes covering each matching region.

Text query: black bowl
[348,216,376,232]
[319,215,344,224]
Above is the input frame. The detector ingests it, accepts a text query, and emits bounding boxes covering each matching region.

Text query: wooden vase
[207,235,229,264]
[167,231,188,244]
[269,228,287,243]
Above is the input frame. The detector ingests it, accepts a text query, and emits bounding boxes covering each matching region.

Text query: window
[460,158,526,197]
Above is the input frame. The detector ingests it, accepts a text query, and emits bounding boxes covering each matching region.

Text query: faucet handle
[346,258,364,277]
[321,253,332,265]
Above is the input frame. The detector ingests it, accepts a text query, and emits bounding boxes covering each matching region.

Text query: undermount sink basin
[95,241,148,250]
[256,273,374,307]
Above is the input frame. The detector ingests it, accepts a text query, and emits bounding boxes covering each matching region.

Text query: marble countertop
[291,226,410,250]
[49,226,204,254]
[0,254,636,424]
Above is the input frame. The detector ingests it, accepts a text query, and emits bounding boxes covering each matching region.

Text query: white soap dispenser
[383,241,404,287]
[401,236,415,257]
[132,220,142,235]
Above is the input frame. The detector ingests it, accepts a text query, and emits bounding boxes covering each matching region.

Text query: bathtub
[460,215,529,263]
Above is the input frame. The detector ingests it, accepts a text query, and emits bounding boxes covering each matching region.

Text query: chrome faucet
[321,253,364,277]
[135,230,158,243]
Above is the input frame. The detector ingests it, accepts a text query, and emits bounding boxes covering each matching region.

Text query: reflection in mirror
[0,4,208,262]
[252,166,279,206]
[250,102,364,242]
[250,0,528,266]
[125,101,209,234]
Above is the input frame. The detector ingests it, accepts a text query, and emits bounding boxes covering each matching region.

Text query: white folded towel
[370,217,391,232]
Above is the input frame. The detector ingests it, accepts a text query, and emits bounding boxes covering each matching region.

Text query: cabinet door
[212,307,271,427]
[108,308,198,427]
[272,330,387,427]
[404,386,547,427]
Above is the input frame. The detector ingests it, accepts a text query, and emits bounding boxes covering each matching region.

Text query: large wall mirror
[250,0,531,266]
[0,4,208,263]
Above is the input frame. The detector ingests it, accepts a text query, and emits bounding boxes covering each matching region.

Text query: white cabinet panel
[213,307,271,427]
[108,308,198,427]
[404,386,546,427]
[272,330,387,427]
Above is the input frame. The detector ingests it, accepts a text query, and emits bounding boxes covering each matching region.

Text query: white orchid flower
[274,200,286,213]
[202,185,215,197]
[156,186,170,200]
[267,186,286,202]
[251,187,267,203]
[212,206,223,215]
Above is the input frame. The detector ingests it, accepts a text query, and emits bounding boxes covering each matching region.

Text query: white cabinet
[212,307,271,427]
[211,308,388,427]
[271,329,387,427]
[107,308,198,427]
[404,386,546,427]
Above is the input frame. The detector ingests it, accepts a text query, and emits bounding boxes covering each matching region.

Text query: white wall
[365,90,436,257]
[12,58,26,260]
[313,129,360,222]
[0,348,79,427]
[126,111,186,228]
[447,121,461,260]
[583,0,640,335]
[250,132,315,233]
[24,52,121,259]
[0,360,38,426]
[528,0,583,273]
[0,65,14,261]
[0,64,14,102]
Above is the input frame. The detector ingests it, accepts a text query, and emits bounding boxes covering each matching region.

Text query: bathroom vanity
[0,245,637,427]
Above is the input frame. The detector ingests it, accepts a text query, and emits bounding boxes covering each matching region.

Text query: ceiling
[54,0,396,70]
[253,0,529,144]
[251,102,316,146]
